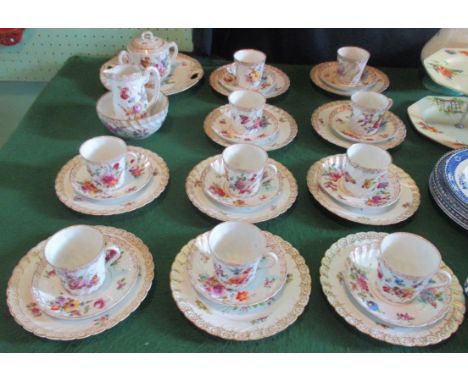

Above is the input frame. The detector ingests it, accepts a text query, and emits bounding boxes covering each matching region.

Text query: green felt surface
[0,56,467,352]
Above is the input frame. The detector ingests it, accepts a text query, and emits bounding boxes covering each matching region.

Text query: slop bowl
[96,90,169,139]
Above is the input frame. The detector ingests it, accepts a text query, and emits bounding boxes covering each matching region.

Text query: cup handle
[386,98,394,111]
[104,244,121,266]
[258,252,278,270]
[425,270,452,290]
[118,50,130,65]
[167,41,178,63]
[210,157,225,175]
[262,163,278,184]
[144,67,161,106]
[227,63,236,76]
[195,233,210,254]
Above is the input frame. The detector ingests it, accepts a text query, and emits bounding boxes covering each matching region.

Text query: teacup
[350,91,393,136]
[44,225,121,296]
[102,64,160,120]
[118,31,178,80]
[376,233,452,304]
[228,90,266,135]
[79,136,138,191]
[344,143,392,197]
[211,144,278,199]
[336,46,370,85]
[232,49,266,89]
[207,221,278,290]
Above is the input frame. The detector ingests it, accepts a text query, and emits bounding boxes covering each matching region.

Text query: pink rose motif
[101,175,118,186]
[93,298,105,309]
[105,248,118,262]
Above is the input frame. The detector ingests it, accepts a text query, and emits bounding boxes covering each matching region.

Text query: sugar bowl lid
[128,31,165,53]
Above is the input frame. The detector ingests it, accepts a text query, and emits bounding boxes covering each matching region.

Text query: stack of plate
[429,148,468,230]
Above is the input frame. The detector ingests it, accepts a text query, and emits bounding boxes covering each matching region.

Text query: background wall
[0,28,193,81]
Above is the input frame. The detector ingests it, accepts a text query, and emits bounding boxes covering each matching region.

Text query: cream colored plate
[307,154,420,225]
[186,156,298,223]
[320,232,465,347]
[209,64,290,98]
[204,104,297,151]
[171,231,311,341]
[55,147,169,216]
[100,53,204,96]
[7,226,154,341]
[311,101,406,150]
[310,62,389,96]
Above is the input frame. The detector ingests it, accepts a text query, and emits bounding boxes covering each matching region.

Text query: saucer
[308,155,420,225]
[328,102,400,144]
[202,160,282,209]
[310,62,389,96]
[424,49,468,95]
[187,232,287,308]
[7,226,154,340]
[318,155,400,210]
[31,241,140,320]
[312,101,406,150]
[205,104,297,151]
[320,232,465,346]
[100,53,204,95]
[207,106,279,145]
[320,61,377,91]
[70,151,153,201]
[407,96,468,149]
[209,64,290,98]
[344,242,452,328]
[186,155,297,223]
[56,147,169,216]
[445,149,468,204]
[171,230,311,340]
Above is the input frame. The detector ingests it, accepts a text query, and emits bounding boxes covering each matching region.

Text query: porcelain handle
[104,244,121,266]
[145,67,161,106]
[118,50,131,65]
[424,270,452,290]
[167,41,178,63]
[210,157,225,175]
[141,31,154,41]
[262,164,278,184]
[257,252,278,270]
[195,233,210,254]
[125,151,140,168]
[386,98,394,111]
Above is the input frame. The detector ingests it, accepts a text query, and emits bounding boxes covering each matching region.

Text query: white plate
[312,101,406,150]
[308,155,420,225]
[310,62,389,96]
[204,104,297,151]
[407,96,468,150]
[209,64,290,98]
[186,155,297,224]
[171,230,311,341]
[344,242,452,328]
[31,240,140,320]
[187,232,287,308]
[318,155,400,210]
[100,53,204,96]
[424,48,468,95]
[320,232,465,346]
[70,150,153,201]
[7,226,154,341]
[55,147,169,216]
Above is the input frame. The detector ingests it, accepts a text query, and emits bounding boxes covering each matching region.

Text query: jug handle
[145,67,161,106]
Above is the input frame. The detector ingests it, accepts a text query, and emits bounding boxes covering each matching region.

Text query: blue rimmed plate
[444,149,468,204]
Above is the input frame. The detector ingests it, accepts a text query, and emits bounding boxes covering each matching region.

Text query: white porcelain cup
[350,91,393,136]
[211,144,278,199]
[207,221,278,290]
[44,225,121,296]
[344,143,392,197]
[79,136,138,191]
[232,49,266,89]
[337,46,370,85]
[102,64,160,120]
[376,233,452,304]
[228,90,266,135]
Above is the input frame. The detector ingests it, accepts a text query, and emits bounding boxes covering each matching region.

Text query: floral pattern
[86,158,125,191]
[64,272,100,292]
[227,171,259,196]
[26,302,42,317]
[377,264,423,303]
[429,62,463,79]
[245,63,264,86]
[432,97,466,115]
[118,86,149,120]
[197,273,251,302]
[418,121,442,134]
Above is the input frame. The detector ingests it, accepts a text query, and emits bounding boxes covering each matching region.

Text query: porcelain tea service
[231,49,266,90]
[118,31,178,80]
[337,46,370,86]
[228,90,267,136]
[350,91,393,137]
